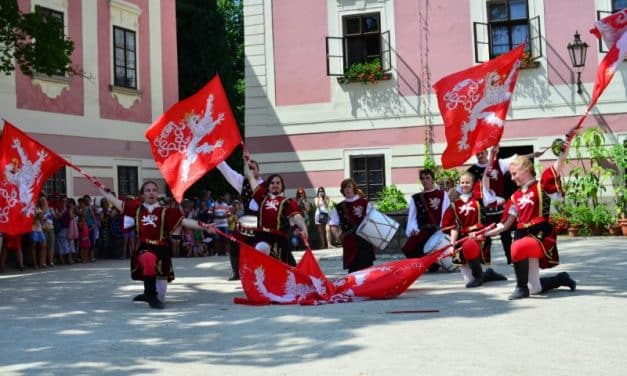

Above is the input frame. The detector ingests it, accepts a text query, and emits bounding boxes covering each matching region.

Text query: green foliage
[423,155,460,190]
[558,127,626,233]
[177,0,245,199]
[0,0,75,76]
[375,185,407,213]
[338,58,384,84]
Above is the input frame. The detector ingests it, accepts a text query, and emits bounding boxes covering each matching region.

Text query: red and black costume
[468,157,513,263]
[506,166,575,299]
[123,200,183,306]
[442,193,506,287]
[331,196,375,273]
[403,189,448,258]
[249,185,301,266]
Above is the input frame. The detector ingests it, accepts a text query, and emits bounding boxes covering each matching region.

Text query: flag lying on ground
[433,44,525,168]
[0,121,67,235]
[234,244,333,305]
[234,242,443,305]
[145,75,242,202]
[588,10,627,113]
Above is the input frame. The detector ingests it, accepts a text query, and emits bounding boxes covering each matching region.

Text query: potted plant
[550,213,570,235]
[590,205,614,236]
[338,58,387,84]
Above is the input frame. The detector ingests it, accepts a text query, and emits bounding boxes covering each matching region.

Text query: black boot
[509,259,530,300]
[541,272,576,293]
[133,280,150,302]
[482,267,507,283]
[465,259,483,288]
[501,231,513,265]
[144,277,165,309]
[228,243,240,281]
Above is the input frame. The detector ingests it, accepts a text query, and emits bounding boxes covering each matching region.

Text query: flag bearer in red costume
[98,181,213,309]
[329,178,376,273]
[243,164,308,266]
[449,147,545,264]
[480,146,576,300]
[442,172,507,288]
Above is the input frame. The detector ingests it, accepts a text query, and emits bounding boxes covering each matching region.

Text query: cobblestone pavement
[0,237,625,375]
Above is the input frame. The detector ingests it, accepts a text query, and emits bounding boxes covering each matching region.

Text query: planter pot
[608,224,622,236]
[590,225,607,236]
[621,219,627,236]
[567,227,578,237]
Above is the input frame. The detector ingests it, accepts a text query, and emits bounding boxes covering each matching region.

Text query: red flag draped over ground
[145,75,242,202]
[433,44,525,168]
[235,243,332,305]
[0,121,67,235]
[235,239,443,305]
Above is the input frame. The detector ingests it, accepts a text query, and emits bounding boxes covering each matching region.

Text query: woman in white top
[314,187,335,249]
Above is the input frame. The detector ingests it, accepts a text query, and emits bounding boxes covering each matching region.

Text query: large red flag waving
[433,44,525,168]
[146,75,242,202]
[588,11,627,114]
[0,121,67,235]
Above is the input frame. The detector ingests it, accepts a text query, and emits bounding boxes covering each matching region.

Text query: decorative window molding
[30,1,70,98]
[109,84,143,109]
[32,73,71,98]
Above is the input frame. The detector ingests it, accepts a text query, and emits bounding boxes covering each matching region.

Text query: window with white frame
[350,155,385,200]
[113,26,137,89]
[325,12,391,77]
[117,166,138,197]
[473,0,542,63]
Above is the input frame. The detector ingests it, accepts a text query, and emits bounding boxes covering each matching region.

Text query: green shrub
[375,185,407,213]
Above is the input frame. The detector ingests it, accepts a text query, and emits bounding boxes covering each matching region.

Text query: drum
[355,208,400,250]
[424,231,458,272]
[237,215,258,237]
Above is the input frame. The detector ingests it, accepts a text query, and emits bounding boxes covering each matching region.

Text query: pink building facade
[0,0,178,198]
[244,0,626,201]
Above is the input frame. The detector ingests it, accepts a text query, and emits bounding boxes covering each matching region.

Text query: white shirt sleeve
[440,192,450,227]
[217,161,244,194]
[406,198,419,237]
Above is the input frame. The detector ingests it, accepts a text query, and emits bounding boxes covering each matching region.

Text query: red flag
[296,248,335,301]
[330,250,443,301]
[433,44,525,168]
[145,75,242,202]
[587,13,627,113]
[0,121,67,235]
[590,8,627,47]
[235,243,332,305]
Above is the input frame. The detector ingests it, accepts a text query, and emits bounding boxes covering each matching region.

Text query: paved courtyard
[0,237,625,376]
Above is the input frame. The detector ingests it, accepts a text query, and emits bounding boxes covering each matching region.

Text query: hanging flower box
[338,58,391,84]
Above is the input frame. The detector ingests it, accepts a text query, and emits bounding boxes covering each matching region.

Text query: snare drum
[424,231,458,272]
[237,215,258,237]
[355,208,400,250]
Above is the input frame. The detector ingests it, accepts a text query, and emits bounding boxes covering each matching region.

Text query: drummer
[404,169,450,265]
[329,178,376,273]
[442,172,507,288]
[243,164,308,266]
